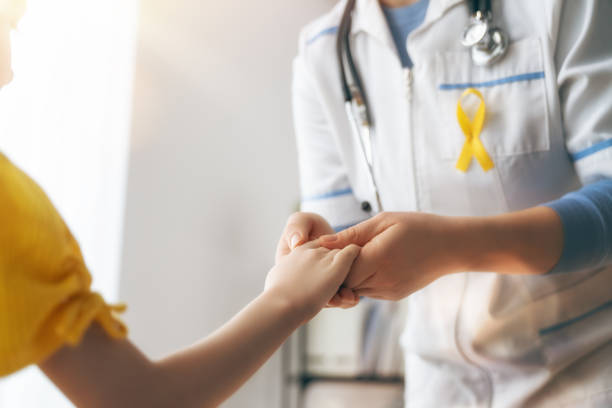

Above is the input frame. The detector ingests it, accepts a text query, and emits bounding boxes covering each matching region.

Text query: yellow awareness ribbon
[455,88,494,172]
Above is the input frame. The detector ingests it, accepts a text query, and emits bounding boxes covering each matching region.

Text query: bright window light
[0,0,138,406]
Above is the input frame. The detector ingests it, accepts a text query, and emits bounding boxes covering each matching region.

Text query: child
[0,2,360,407]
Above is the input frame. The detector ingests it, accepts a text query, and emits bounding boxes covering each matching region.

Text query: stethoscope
[337,0,508,213]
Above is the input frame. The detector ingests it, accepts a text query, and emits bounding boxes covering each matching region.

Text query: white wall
[120,1,332,407]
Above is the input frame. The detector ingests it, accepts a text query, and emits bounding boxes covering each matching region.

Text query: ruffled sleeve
[0,153,127,377]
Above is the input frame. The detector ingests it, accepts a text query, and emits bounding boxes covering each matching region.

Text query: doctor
[278,0,612,406]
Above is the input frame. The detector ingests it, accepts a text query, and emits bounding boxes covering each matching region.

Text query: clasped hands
[275,211,461,308]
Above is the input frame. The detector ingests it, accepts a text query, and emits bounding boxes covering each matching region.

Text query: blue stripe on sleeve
[570,138,612,161]
[333,221,359,232]
[302,187,353,202]
[438,71,545,90]
[545,179,612,274]
[539,299,612,336]
[306,26,338,46]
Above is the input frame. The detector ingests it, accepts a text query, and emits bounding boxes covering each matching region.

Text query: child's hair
[0,0,26,28]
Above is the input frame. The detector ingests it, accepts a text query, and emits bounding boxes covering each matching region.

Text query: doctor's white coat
[294,0,612,406]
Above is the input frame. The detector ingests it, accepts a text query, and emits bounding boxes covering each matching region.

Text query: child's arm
[40,241,360,408]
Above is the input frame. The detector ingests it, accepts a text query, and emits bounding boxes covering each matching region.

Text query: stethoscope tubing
[470,0,492,15]
[338,0,382,212]
[344,101,383,212]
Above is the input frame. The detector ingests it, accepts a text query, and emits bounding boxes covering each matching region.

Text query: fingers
[337,298,360,309]
[337,287,359,307]
[324,248,361,309]
[342,244,378,289]
[326,287,360,309]
[326,293,342,308]
[289,212,335,247]
[353,288,393,301]
[333,244,361,267]
[284,213,315,250]
[323,244,361,290]
[275,213,315,262]
[302,239,324,250]
[319,214,391,249]
[276,213,335,263]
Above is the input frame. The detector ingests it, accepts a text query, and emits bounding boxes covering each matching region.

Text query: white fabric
[303,382,403,408]
[293,0,612,406]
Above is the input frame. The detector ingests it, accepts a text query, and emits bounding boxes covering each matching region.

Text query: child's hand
[275,213,360,310]
[265,241,361,322]
[274,212,334,264]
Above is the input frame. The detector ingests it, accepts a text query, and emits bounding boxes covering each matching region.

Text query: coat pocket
[433,37,550,161]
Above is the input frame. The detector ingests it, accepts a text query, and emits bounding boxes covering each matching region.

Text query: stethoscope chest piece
[462,7,508,66]
[462,16,489,47]
[470,26,508,66]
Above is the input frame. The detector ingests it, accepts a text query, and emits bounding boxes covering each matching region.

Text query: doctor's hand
[265,241,361,323]
[319,212,459,301]
[320,208,564,301]
[275,212,360,309]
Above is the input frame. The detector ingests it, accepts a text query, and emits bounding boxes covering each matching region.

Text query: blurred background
[0,0,325,406]
[0,0,404,407]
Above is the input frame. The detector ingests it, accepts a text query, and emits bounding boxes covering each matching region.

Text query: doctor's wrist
[452,207,563,275]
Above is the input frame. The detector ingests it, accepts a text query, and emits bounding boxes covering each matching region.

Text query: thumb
[333,243,361,267]
[281,213,313,250]
[276,213,332,263]
[276,215,310,263]
[284,212,333,249]
[319,215,389,249]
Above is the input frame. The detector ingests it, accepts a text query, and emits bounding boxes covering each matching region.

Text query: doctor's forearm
[451,206,563,276]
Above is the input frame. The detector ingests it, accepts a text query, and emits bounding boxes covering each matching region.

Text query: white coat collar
[350,0,466,45]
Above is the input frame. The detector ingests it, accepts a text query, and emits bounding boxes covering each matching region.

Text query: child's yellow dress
[0,153,126,377]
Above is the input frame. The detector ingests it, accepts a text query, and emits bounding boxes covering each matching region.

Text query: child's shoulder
[0,152,76,262]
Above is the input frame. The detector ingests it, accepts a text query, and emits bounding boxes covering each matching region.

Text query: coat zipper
[403,67,420,211]
[403,67,493,407]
